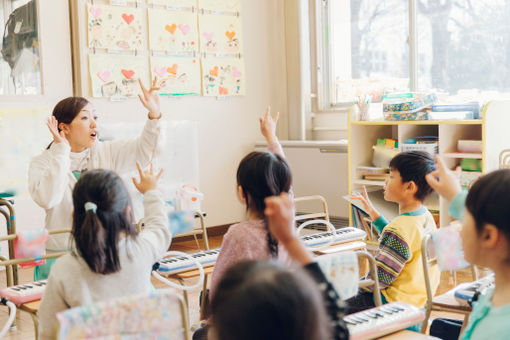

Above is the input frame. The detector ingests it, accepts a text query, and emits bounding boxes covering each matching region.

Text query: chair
[56,288,190,340]
[317,250,382,306]
[295,195,330,223]
[420,234,477,334]
[0,198,19,286]
[0,228,71,340]
[499,149,510,169]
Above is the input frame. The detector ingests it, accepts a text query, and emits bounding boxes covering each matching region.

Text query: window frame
[314,0,419,111]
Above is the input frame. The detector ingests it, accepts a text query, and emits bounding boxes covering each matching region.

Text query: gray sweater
[38,190,171,339]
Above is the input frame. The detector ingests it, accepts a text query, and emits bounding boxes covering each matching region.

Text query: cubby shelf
[348,101,510,228]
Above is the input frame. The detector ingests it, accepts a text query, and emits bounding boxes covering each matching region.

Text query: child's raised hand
[425,156,462,201]
[138,77,161,119]
[47,116,69,146]
[259,106,279,145]
[350,186,380,221]
[132,162,164,194]
[264,193,297,245]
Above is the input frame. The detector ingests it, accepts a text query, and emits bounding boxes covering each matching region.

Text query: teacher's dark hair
[71,169,137,274]
[46,97,90,149]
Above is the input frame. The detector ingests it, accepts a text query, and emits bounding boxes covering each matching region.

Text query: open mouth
[90,132,97,139]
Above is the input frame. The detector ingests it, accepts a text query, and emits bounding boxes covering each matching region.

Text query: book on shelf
[363,174,389,181]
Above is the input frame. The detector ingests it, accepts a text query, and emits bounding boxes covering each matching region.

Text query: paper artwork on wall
[150,56,201,96]
[87,4,144,50]
[148,0,197,8]
[89,54,149,98]
[202,57,245,96]
[198,0,241,12]
[199,14,242,55]
[148,8,198,53]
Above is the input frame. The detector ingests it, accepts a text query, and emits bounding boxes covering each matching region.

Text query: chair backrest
[56,288,190,340]
[295,195,330,222]
[317,250,382,306]
[421,234,437,308]
[500,149,510,169]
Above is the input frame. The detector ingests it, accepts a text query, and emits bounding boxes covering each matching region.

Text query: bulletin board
[69,0,245,99]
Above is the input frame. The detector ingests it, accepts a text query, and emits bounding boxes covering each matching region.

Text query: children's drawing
[201,57,245,96]
[148,0,197,8]
[87,4,143,50]
[198,0,240,12]
[199,14,242,55]
[89,54,148,98]
[150,56,201,96]
[148,8,198,53]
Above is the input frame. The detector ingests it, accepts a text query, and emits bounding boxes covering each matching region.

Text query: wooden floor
[0,234,481,339]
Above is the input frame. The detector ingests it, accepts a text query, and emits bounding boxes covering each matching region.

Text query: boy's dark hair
[389,150,436,201]
[466,169,510,247]
[72,169,136,274]
[210,260,330,340]
[46,97,90,149]
[236,151,292,258]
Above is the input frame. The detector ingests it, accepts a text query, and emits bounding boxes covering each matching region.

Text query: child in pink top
[208,107,293,299]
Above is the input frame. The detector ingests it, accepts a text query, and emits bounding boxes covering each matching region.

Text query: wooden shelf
[353,180,386,187]
[351,120,483,126]
[442,152,483,159]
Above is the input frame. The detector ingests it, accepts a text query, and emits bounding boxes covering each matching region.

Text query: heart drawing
[154,67,166,78]
[122,13,134,25]
[179,24,191,35]
[232,67,242,78]
[225,31,236,41]
[167,64,178,75]
[97,70,111,82]
[89,7,102,19]
[165,24,177,34]
[209,66,219,77]
[203,32,214,42]
[121,69,135,79]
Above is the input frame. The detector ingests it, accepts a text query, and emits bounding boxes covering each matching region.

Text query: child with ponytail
[38,163,170,340]
[207,107,293,301]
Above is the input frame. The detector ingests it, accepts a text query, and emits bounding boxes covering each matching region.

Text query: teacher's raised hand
[138,77,161,119]
[47,116,69,146]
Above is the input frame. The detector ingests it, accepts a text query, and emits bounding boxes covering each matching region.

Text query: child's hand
[350,186,380,221]
[264,193,297,245]
[47,116,69,146]
[259,106,279,145]
[425,156,462,201]
[132,162,163,194]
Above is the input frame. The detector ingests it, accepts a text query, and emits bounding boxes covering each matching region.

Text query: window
[0,0,42,95]
[322,0,510,107]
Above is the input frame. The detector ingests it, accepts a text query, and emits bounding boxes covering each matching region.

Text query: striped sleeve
[373,227,411,289]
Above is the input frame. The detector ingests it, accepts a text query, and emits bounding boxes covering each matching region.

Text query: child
[350,151,440,313]
[208,193,349,340]
[207,107,293,299]
[38,163,171,340]
[426,157,510,340]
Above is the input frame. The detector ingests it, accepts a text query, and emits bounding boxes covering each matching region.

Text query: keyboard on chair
[454,273,495,306]
[156,227,366,275]
[301,227,366,247]
[344,302,425,340]
[0,280,47,306]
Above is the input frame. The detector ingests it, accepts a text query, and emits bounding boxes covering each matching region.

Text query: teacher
[28,79,162,280]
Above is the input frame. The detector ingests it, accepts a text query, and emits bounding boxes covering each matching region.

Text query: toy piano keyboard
[0,280,47,305]
[345,302,425,340]
[157,227,366,275]
[454,273,495,306]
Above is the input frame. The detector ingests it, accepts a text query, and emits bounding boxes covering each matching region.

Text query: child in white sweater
[38,163,171,339]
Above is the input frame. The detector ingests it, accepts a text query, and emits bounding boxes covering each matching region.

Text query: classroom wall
[2,0,289,229]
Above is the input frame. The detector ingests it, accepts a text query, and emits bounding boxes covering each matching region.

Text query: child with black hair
[350,151,440,313]
[207,107,293,300]
[207,193,349,340]
[426,157,510,340]
[38,163,170,340]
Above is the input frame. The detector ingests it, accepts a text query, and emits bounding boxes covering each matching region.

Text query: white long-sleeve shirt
[38,190,171,340]
[28,119,161,251]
